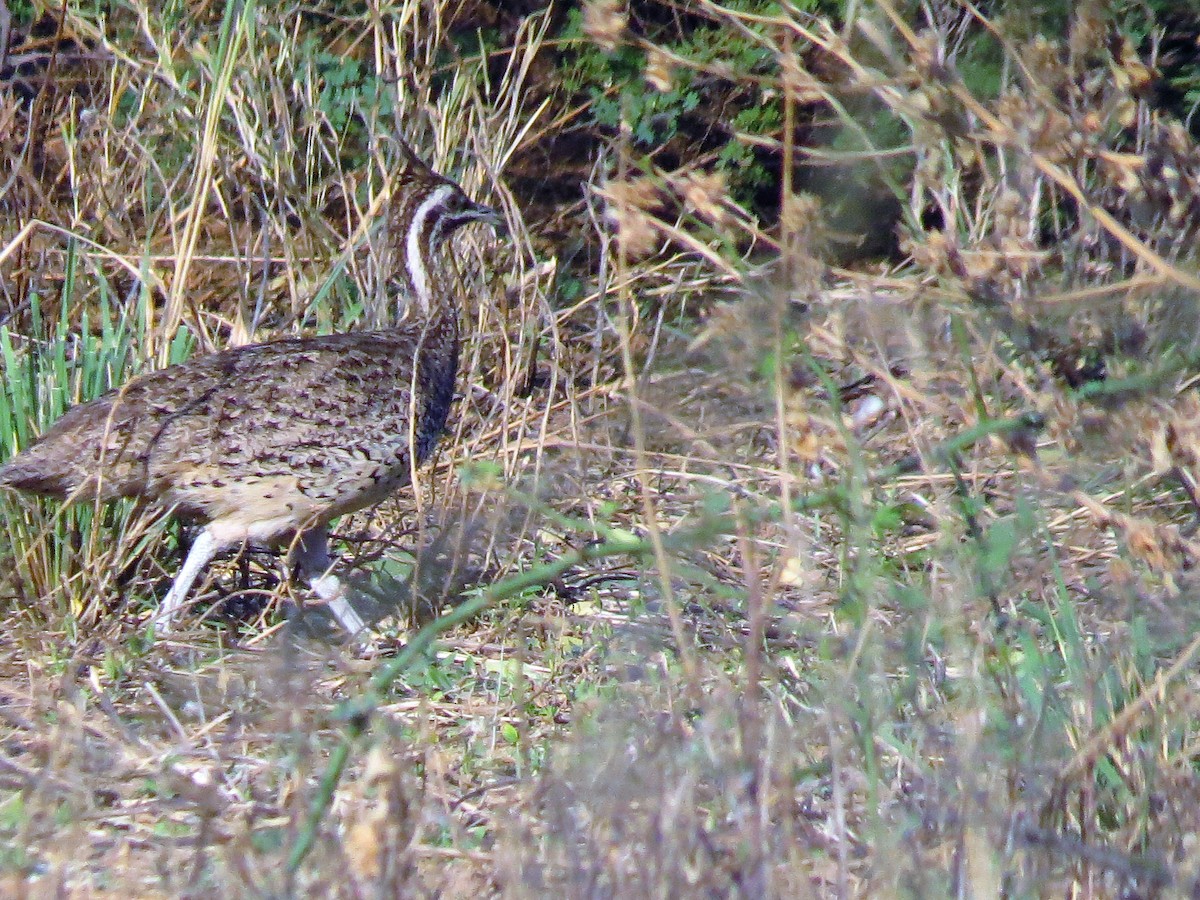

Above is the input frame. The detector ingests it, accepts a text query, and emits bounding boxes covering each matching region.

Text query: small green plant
[303,40,398,157]
[556,0,810,204]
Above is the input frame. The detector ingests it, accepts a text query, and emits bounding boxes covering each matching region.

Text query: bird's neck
[405,252,460,463]
[398,184,458,322]
[394,250,458,333]
[398,231,460,393]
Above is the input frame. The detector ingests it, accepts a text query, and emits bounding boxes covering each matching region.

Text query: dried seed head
[994,188,1024,222]
[1024,35,1067,88]
[583,0,627,53]
[781,192,823,248]
[1111,36,1155,95]
[1166,395,1200,473]
[910,29,941,79]
[603,177,663,215]
[1125,520,1172,574]
[1068,6,1106,66]
[677,169,729,224]
[1098,150,1143,193]
[644,46,674,92]
[785,404,821,463]
[1112,96,1137,129]
[611,208,658,258]
[779,555,807,587]
[602,178,664,258]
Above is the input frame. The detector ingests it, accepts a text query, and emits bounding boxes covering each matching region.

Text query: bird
[0,151,501,636]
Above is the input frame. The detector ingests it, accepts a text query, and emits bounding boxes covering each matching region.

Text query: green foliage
[554,1,791,200]
[301,40,398,159]
[5,1,36,26]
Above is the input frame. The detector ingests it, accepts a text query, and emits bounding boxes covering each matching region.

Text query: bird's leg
[290,527,367,636]
[155,528,221,632]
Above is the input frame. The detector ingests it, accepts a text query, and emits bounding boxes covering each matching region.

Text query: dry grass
[3,0,1200,896]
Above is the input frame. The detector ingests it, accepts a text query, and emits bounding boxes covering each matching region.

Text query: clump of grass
[0,246,185,633]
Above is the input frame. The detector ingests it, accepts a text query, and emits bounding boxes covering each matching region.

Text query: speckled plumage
[1,323,458,522]
[0,158,499,634]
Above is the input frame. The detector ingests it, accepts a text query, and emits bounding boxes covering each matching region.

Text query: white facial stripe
[405,184,455,313]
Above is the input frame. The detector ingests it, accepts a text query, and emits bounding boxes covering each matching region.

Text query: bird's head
[389,155,502,314]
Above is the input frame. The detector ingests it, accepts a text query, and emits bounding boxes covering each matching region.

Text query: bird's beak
[470,201,505,236]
